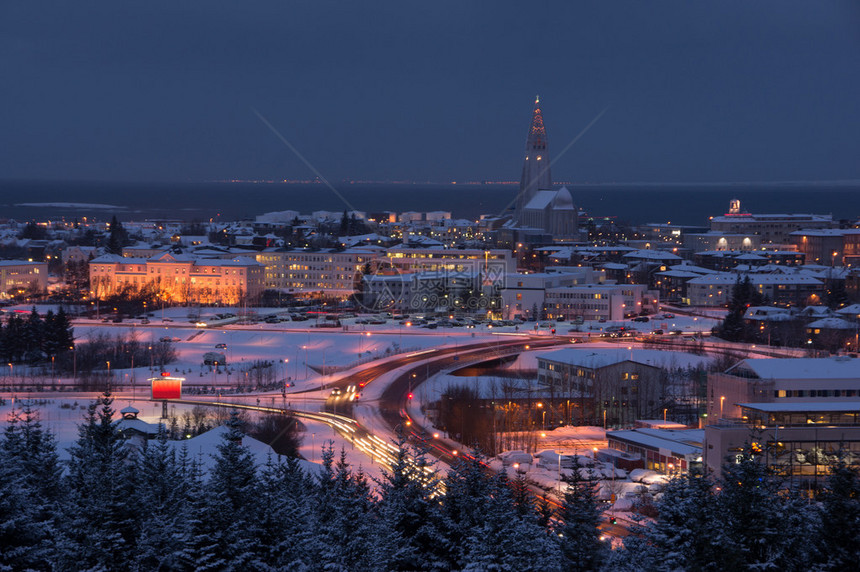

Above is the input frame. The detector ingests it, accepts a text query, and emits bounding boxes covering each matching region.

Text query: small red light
[407,393,413,400]
[161,372,170,377]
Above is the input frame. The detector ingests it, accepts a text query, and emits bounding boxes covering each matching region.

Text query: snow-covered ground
[1,305,722,501]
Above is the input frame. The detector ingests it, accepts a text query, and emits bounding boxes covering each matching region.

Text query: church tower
[515,96,552,223]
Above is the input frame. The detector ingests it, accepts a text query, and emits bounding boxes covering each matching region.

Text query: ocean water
[1,179,858,226]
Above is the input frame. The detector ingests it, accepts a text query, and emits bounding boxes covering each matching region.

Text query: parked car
[215,343,227,349]
[632,316,649,323]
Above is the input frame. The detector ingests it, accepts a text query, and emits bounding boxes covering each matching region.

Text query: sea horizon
[2,178,859,226]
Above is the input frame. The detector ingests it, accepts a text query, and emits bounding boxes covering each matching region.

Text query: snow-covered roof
[607,429,701,456]
[656,270,703,279]
[727,357,860,380]
[115,417,161,436]
[622,250,682,261]
[806,317,856,330]
[835,304,860,317]
[744,306,794,321]
[738,401,860,413]
[536,349,657,370]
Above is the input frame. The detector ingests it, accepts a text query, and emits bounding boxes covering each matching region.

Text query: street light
[720,395,725,419]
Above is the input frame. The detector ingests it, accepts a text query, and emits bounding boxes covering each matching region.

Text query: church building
[513,97,579,239]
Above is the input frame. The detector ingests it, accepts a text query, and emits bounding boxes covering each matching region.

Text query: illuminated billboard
[150,374,184,400]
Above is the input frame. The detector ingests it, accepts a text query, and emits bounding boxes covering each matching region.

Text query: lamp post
[720,395,725,419]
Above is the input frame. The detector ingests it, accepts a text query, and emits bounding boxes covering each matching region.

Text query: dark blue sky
[2,1,859,184]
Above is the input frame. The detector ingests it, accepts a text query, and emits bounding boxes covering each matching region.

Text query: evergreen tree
[818,457,860,571]
[555,457,607,571]
[311,447,380,570]
[57,392,141,571]
[622,469,726,572]
[0,402,62,569]
[107,215,129,255]
[24,306,44,361]
[200,410,263,569]
[716,447,819,570]
[255,455,316,569]
[340,209,349,236]
[133,425,192,571]
[375,434,448,570]
[439,451,494,568]
[460,470,561,571]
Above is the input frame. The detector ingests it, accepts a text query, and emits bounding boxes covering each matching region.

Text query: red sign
[151,376,183,399]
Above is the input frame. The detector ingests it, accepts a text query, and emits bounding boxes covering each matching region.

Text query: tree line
[1,395,858,571]
[0,307,74,364]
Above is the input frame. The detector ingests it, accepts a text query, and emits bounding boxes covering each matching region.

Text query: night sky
[2,1,859,184]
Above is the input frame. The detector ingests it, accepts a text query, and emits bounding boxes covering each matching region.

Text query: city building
[536,349,666,426]
[500,268,604,320]
[706,357,860,421]
[385,247,515,275]
[791,229,860,267]
[89,252,264,304]
[256,247,380,300]
[704,402,860,482]
[709,199,836,245]
[683,232,761,253]
[362,269,487,313]
[607,427,704,475]
[512,97,578,239]
[684,273,824,307]
[544,283,658,321]
[0,260,48,297]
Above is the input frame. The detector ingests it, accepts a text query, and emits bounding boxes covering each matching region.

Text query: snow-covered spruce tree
[716,447,820,571]
[173,448,227,572]
[438,451,495,569]
[554,456,607,572]
[133,425,194,571]
[310,447,380,570]
[817,457,860,571]
[255,454,316,569]
[56,392,142,571]
[460,469,562,571]
[0,402,62,569]
[374,434,448,571]
[199,410,264,570]
[616,469,726,572]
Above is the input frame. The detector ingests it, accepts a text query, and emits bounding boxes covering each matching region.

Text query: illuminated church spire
[516,95,553,222]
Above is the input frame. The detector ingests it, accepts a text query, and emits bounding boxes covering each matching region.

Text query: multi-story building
[706,357,860,421]
[0,261,48,297]
[685,273,824,307]
[89,252,264,304]
[709,199,836,245]
[544,283,658,321]
[256,247,381,300]
[385,247,515,275]
[683,232,761,253]
[500,268,603,320]
[362,269,484,313]
[704,401,860,482]
[536,349,666,427]
[791,229,860,267]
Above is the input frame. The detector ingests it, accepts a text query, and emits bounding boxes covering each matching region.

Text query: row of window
[775,389,859,398]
